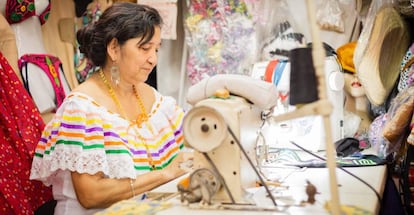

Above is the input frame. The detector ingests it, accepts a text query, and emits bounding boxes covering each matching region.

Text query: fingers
[181,151,194,161]
[178,151,194,172]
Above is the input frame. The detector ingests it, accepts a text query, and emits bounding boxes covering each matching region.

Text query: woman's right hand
[163,151,194,180]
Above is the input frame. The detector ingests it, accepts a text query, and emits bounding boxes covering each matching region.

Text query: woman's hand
[71,151,194,209]
[163,151,194,180]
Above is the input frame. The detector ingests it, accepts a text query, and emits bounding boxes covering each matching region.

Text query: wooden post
[305,0,341,214]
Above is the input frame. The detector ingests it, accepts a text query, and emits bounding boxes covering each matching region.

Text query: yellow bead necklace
[99,69,156,170]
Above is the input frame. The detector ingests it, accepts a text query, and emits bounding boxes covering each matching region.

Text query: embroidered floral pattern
[5,0,51,25]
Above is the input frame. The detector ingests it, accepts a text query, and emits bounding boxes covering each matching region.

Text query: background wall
[156,0,359,110]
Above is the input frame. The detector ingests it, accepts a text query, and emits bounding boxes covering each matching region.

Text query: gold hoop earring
[111,65,120,86]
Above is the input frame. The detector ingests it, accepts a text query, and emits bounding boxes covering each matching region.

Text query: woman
[30,3,192,214]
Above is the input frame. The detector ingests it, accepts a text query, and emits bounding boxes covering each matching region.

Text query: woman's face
[118,26,161,84]
[343,72,365,98]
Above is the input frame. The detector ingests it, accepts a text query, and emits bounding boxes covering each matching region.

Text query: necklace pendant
[136,114,148,127]
[135,121,143,128]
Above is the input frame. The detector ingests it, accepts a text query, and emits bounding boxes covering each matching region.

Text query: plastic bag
[316,0,345,33]
[184,0,258,85]
[353,0,395,69]
[255,0,306,61]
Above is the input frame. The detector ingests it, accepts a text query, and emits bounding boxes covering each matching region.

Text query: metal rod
[227,126,278,206]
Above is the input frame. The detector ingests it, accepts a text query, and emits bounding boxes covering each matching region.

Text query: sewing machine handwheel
[189,168,221,197]
[183,106,228,152]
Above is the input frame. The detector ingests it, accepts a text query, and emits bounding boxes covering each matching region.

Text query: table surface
[153,163,386,215]
[97,147,387,215]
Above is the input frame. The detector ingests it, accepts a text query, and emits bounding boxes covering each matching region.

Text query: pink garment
[5,0,51,25]
[18,53,67,109]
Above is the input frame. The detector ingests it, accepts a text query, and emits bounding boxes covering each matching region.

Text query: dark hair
[77,3,163,67]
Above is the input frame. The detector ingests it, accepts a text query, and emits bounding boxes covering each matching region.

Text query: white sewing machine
[180,74,279,207]
[179,69,341,208]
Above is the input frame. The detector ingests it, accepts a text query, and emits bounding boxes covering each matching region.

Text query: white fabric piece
[53,171,101,215]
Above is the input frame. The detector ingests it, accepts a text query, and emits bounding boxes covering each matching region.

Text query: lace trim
[30,150,137,184]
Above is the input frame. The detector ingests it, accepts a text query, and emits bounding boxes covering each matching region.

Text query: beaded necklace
[99,69,156,170]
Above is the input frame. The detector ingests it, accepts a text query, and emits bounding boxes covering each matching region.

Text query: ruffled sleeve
[30,93,136,185]
[155,92,185,149]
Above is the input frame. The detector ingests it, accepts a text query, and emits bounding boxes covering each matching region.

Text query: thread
[289,47,318,105]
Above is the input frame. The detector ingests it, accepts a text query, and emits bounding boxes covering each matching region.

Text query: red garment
[0,52,52,214]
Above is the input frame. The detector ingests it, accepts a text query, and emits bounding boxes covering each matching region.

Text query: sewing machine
[178,57,344,209]
[180,74,280,208]
[180,96,261,205]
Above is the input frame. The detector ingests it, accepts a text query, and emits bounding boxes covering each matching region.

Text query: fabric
[337,42,357,73]
[5,0,51,25]
[0,14,19,80]
[30,90,184,214]
[266,148,386,168]
[368,113,389,157]
[184,0,257,84]
[18,53,68,109]
[0,52,53,214]
[398,42,414,92]
[383,86,414,156]
[95,199,171,215]
[74,3,102,84]
[16,52,71,114]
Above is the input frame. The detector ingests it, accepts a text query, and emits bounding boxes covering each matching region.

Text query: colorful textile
[184,0,257,84]
[383,86,414,156]
[30,91,184,214]
[398,42,414,92]
[74,3,102,84]
[95,199,171,215]
[0,52,52,214]
[5,0,51,25]
[368,114,389,158]
[18,53,68,109]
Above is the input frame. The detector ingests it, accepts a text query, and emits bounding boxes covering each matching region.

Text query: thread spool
[289,47,318,105]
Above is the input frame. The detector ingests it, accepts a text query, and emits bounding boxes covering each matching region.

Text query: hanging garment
[0,52,53,214]
[74,3,101,84]
[5,0,51,25]
[18,53,70,111]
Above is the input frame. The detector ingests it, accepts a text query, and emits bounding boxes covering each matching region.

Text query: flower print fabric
[0,52,52,214]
